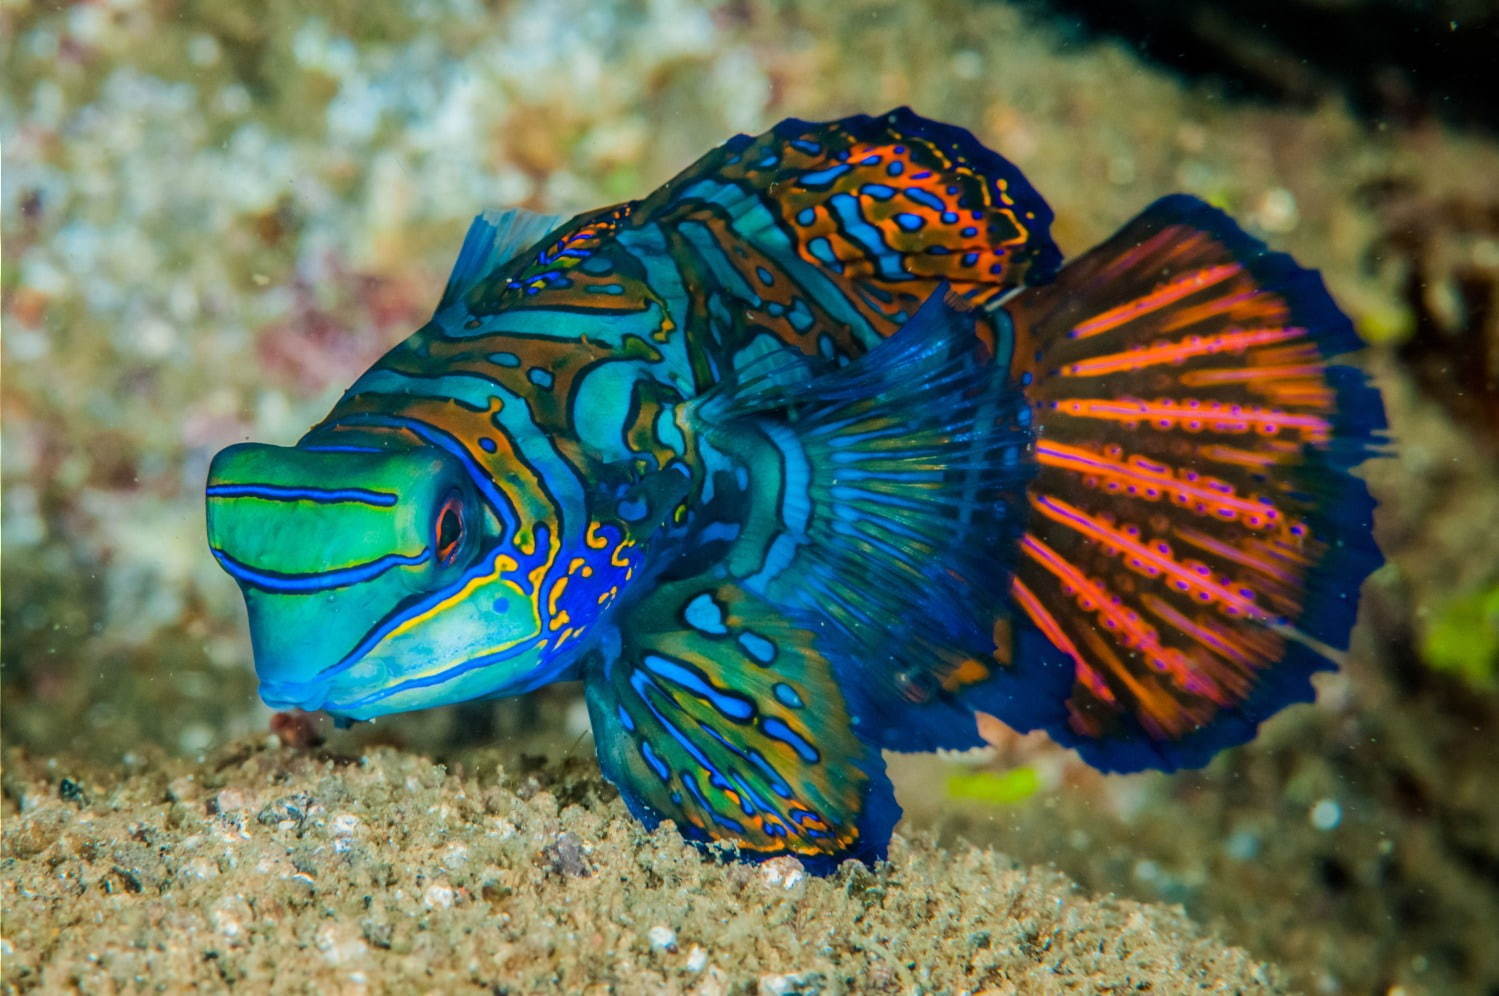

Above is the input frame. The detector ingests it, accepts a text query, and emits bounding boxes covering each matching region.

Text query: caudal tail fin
[1001,194,1386,772]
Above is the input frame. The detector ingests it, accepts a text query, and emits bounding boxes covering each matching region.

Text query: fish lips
[256,632,559,722]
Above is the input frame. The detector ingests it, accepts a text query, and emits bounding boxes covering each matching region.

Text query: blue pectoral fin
[701,287,1067,752]
[438,207,569,311]
[584,572,899,872]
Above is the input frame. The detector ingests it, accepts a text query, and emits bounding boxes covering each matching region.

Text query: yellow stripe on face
[383,552,521,644]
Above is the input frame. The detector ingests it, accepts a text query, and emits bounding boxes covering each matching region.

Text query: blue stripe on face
[212,547,429,593]
[329,634,547,710]
[298,444,388,454]
[206,483,398,506]
[333,413,523,537]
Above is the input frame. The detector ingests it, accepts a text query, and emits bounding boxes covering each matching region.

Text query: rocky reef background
[4,1,1497,992]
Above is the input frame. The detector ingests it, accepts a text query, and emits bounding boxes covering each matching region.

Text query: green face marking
[206,441,553,719]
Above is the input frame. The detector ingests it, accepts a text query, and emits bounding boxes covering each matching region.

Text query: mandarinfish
[206,109,1384,872]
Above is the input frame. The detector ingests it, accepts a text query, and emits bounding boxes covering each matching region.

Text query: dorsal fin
[438,208,567,311]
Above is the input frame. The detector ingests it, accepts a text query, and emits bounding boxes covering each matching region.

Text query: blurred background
[3,1,1497,992]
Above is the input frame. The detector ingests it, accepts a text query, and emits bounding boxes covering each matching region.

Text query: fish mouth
[258,677,335,714]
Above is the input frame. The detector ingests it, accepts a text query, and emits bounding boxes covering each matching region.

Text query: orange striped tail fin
[1000,194,1385,771]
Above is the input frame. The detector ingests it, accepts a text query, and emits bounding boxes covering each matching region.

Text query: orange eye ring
[434,494,464,565]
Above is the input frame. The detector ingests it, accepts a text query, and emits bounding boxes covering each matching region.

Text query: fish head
[206,439,556,721]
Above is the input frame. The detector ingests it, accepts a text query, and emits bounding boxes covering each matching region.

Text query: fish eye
[435,493,464,565]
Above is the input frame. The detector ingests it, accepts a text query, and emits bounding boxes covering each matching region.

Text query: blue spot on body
[491,597,510,612]
[528,367,555,389]
[790,139,822,155]
[807,237,839,269]
[618,497,648,521]
[941,211,958,224]
[787,299,814,333]
[962,252,980,266]
[860,183,895,200]
[904,188,944,211]
[795,207,816,226]
[755,266,774,286]
[478,437,497,453]
[895,213,925,232]
[684,593,728,635]
[886,161,904,176]
[798,164,852,189]
[738,631,776,664]
[961,226,978,238]
[772,683,804,709]
[489,352,521,368]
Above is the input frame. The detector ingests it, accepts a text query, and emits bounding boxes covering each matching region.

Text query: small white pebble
[1254,187,1299,234]
[684,945,708,972]
[316,924,369,966]
[178,723,214,753]
[213,788,250,813]
[182,858,219,880]
[758,855,805,890]
[423,882,455,909]
[1224,828,1260,861]
[760,974,814,996]
[647,924,677,952]
[441,842,470,868]
[330,813,361,836]
[1310,798,1342,831]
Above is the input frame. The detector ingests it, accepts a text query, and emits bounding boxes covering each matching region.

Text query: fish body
[206,110,1384,869]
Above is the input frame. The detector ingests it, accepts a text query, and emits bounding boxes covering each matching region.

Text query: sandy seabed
[2,740,1279,994]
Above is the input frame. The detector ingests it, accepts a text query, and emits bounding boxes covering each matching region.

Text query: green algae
[1423,582,1499,691]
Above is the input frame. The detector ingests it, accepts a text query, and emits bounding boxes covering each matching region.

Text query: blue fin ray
[701,287,1074,751]
[438,208,568,312]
